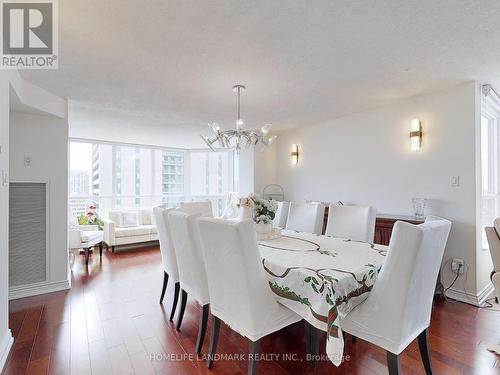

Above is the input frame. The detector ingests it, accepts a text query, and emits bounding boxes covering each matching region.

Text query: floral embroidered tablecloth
[258,230,387,366]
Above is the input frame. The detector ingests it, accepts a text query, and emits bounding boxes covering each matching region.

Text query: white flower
[267,200,278,212]
[250,196,277,224]
[255,214,271,224]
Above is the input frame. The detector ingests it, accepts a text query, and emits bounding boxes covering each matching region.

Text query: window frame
[480,89,500,249]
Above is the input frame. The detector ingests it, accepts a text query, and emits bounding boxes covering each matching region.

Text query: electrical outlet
[451,258,464,274]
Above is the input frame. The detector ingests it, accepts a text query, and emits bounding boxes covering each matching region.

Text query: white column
[237,147,254,196]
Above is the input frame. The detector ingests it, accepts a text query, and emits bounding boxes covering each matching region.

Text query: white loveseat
[103,209,158,251]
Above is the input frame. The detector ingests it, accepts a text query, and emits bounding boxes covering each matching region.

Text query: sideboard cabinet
[322,208,424,245]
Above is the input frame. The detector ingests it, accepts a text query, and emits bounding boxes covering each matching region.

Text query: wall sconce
[291,144,299,164]
[410,119,422,151]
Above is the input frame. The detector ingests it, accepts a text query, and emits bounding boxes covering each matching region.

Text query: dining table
[258,230,388,366]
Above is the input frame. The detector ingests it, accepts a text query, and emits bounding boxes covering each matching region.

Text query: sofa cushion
[108,210,141,228]
[115,226,150,238]
[140,209,154,225]
[137,224,157,234]
[108,210,121,226]
[120,212,139,227]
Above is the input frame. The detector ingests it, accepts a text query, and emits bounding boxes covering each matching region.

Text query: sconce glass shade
[291,144,299,164]
[410,119,422,151]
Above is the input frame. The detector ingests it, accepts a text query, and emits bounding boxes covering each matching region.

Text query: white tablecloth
[258,230,387,366]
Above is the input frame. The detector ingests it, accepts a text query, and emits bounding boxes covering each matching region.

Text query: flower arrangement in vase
[250,194,278,234]
[237,196,254,220]
[237,194,278,233]
[78,205,104,230]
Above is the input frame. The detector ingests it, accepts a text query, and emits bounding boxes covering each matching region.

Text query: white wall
[10,112,69,292]
[257,82,484,300]
[0,71,67,372]
[254,145,277,196]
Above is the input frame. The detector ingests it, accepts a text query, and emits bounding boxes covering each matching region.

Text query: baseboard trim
[0,329,14,372]
[9,279,70,300]
[445,283,494,307]
[477,283,495,305]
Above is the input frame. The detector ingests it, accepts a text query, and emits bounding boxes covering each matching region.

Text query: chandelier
[201,84,277,153]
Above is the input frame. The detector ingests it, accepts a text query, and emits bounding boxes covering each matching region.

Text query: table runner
[258,230,387,366]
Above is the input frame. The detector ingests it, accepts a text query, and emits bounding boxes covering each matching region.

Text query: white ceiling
[21,0,500,147]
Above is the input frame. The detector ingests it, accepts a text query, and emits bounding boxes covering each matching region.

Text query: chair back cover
[180,201,214,217]
[197,217,291,339]
[285,202,325,234]
[485,218,500,273]
[341,216,451,354]
[221,192,240,219]
[325,204,376,242]
[153,206,179,282]
[168,211,210,305]
[273,201,290,228]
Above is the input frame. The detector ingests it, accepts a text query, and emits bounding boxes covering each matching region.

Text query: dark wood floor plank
[47,322,70,375]
[15,305,43,349]
[88,339,113,375]
[26,357,49,375]
[4,246,500,375]
[9,309,27,339]
[107,344,135,375]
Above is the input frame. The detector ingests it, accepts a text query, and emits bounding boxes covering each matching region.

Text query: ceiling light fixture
[201,84,277,153]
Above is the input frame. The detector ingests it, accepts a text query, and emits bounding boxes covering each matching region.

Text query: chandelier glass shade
[201,84,277,153]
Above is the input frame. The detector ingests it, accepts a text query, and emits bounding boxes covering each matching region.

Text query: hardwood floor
[3,246,500,375]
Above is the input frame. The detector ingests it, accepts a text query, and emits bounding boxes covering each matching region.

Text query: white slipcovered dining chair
[180,201,214,217]
[325,204,376,243]
[168,211,211,355]
[285,202,325,235]
[273,201,290,228]
[221,192,240,219]
[340,216,451,375]
[197,217,302,375]
[153,206,181,321]
[484,218,500,303]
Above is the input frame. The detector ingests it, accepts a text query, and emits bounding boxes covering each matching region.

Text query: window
[69,142,94,219]
[190,151,234,215]
[69,141,234,220]
[480,86,500,249]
